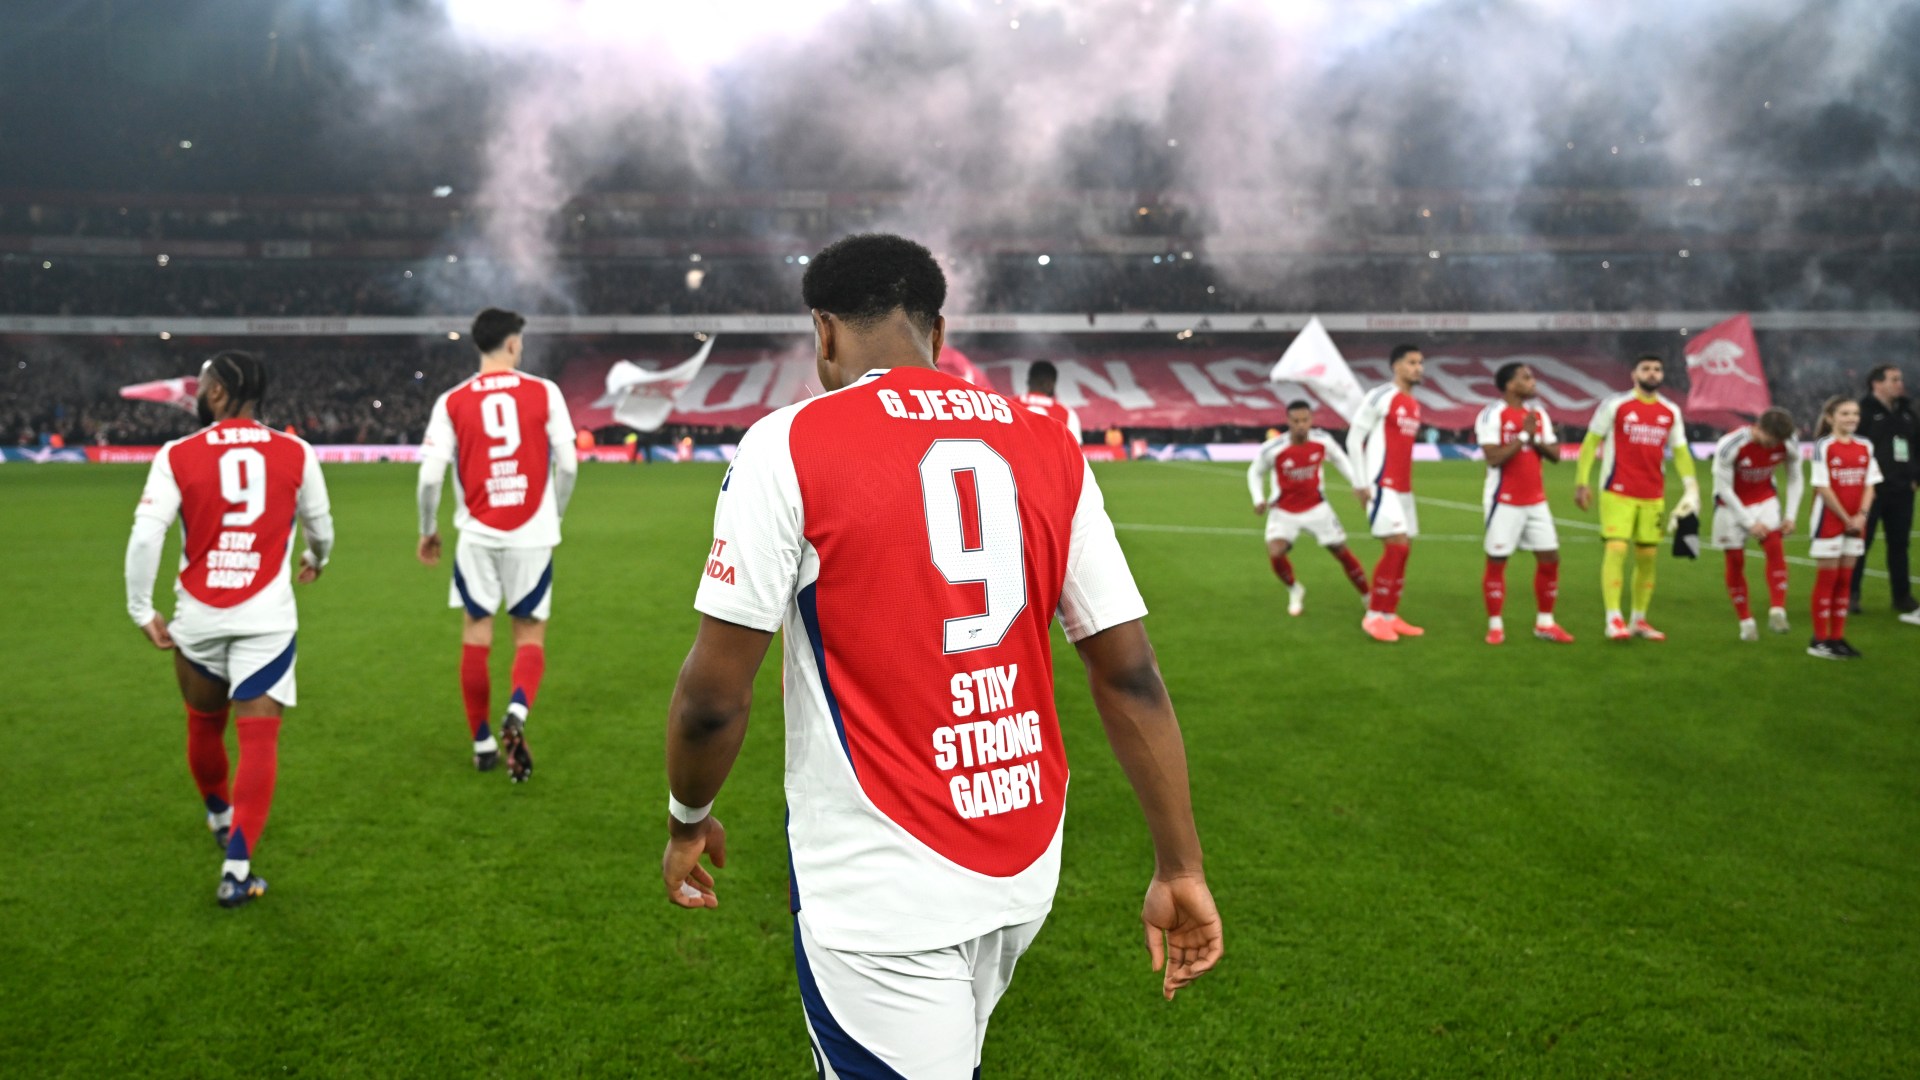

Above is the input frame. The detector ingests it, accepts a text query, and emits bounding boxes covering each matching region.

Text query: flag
[591,337,716,432]
[119,377,200,413]
[1683,314,1770,431]
[1269,316,1366,421]
[937,344,986,385]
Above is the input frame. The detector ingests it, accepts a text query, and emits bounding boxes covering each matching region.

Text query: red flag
[937,345,986,386]
[1683,315,1770,431]
[119,377,200,413]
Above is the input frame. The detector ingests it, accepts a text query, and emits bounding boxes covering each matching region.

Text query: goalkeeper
[1572,355,1700,641]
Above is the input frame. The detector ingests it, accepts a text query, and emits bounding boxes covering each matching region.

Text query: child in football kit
[124,352,335,906]
[1806,397,1881,660]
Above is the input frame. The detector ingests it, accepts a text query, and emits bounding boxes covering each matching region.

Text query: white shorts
[1484,501,1560,557]
[174,629,298,706]
[1368,489,1419,539]
[795,911,1044,1079]
[1808,533,1866,560]
[1265,502,1347,547]
[1710,497,1783,550]
[450,537,554,621]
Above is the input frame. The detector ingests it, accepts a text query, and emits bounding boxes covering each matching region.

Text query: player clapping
[1806,397,1881,659]
[1475,363,1574,645]
[1347,345,1427,642]
[1247,401,1370,615]
[1709,408,1804,641]
[124,351,334,907]
[417,309,579,780]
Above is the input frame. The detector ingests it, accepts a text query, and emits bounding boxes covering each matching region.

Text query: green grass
[2,459,1916,1078]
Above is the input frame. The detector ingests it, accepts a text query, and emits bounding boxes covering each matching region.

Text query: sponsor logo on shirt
[704,538,736,585]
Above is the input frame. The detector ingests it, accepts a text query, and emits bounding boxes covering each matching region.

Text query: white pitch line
[1135,459,1894,580]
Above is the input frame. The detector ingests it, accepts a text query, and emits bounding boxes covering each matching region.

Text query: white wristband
[669,794,712,825]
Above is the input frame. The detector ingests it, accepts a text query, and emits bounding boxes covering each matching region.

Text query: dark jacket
[1857,393,1918,487]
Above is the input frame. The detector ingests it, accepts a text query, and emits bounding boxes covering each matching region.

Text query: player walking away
[124,351,334,907]
[1573,355,1700,641]
[1476,363,1575,645]
[1247,400,1370,616]
[660,235,1222,1076]
[1014,359,1083,442]
[1709,408,1805,641]
[417,308,579,781]
[1807,397,1881,659]
[1347,344,1426,643]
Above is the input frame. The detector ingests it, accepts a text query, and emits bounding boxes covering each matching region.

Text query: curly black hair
[801,233,946,332]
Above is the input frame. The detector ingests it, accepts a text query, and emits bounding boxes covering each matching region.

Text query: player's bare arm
[1073,618,1222,1000]
[662,614,774,910]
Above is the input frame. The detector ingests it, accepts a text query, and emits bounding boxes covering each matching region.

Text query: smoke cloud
[308,0,1920,311]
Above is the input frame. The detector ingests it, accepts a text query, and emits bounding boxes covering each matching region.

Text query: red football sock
[1482,560,1506,618]
[1269,552,1295,586]
[1761,532,1789,608]
[226,715,280,863]
[1534,560,1559,616]
[461,644,491,740]
[1370,544,1409,615]
[1828,565,1852,639]
[1334,548,1369,594]
[1811,567,1835,640]
[1724,550,1752,620]
[510,644,546,713]
[185,705,231,812]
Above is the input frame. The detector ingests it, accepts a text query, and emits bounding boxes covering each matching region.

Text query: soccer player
[1347,344,1426,642]
[1476,363,1575,645]
[1247,400,1370,615]
[1014,359,1083,442]
[1709,407,1805,641]
[1573,355,1700,641]
[417,308,579,781]
[1807,397,1881,659]
[660,234,1221,1076]
[124,351,334,907]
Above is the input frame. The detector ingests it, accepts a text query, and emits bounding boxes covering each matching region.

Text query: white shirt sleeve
[1711,433,1749,526]
[693,416,804,633]
[417,391,455,535]
[1666,400,1689,456]
[545,378,580,517]
[1867,445,1884,487]
[1810,441,1831,488]
[1345,389,1385,488]
[1065,405,1083,443]
[1058,460,1149,642]
[297,441,335,568]
[1536,407,1559,447]
[1315,431,1361,489]
[1782,437,1806,522]
[1474,404,1503,449]
[126,444,181,626]
[1247,439,1281,509]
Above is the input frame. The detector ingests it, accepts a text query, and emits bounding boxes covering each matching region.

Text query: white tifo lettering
[878,387,1015,424]
[484,460,529,506]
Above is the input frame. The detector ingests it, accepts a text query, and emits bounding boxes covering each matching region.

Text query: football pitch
[3,460,1916,1078]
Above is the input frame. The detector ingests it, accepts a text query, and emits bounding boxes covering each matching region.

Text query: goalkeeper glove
[1670,476,1701,524]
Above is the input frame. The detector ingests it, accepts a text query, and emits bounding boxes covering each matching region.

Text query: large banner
[557,343,1635,431]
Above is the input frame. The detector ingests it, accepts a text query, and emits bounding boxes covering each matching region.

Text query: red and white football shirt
[131,419,330,634]
[1587,391,1686,500]
[695,366,1146,954]
[1475,402,1557,507]
[1711,427,1805,527]
[420,371,575,548]
[1013,391,1083,442]
[1810,436,1882,538]
[1248,431,1359,513]
[1349,385,1421,492]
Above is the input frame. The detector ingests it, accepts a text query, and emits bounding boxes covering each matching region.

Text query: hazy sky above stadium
[5,0,1917,309]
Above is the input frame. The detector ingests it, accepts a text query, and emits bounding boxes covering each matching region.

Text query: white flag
[119,377,201,413]
[1269,316,1366,422]
[591,337,716,432]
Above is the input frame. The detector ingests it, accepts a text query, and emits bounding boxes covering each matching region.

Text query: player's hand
[1522,411,1539,435]
[417,533,442,566]
[297,553,324,584]
[138,616,174,651]
[663,815,727,910]
[1141,873,1223,1001]
[1780,519,1796,537]
[1746,521,1769,539]
[1574,484,1593,512]
[1354,487,1370,509]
